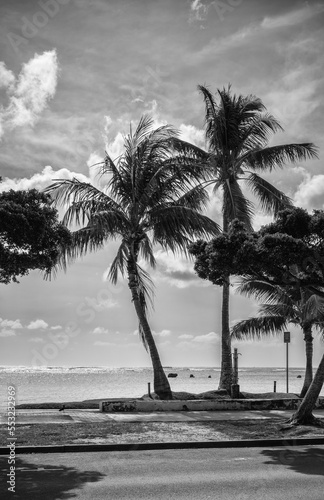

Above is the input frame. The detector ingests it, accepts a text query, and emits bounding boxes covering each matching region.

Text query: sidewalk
[1,408,324,424]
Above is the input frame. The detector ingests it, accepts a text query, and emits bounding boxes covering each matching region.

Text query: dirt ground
[1,417,324,447]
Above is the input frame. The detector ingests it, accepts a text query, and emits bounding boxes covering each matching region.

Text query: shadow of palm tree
[261,447,324,476]
[0,455,105,500]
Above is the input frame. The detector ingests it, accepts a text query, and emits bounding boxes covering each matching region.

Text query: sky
[0,0,324,370]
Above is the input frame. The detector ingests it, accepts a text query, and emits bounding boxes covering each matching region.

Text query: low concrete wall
[100,397,324,412]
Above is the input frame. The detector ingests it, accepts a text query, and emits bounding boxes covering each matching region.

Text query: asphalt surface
[1,446,324,499]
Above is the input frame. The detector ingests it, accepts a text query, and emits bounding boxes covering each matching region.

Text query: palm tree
[196,84,318,391]
[45,115,220,400]
[288,354,324,425]
[232,279,324,397]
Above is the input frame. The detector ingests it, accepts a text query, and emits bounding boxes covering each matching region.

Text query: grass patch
[1,418,324,447]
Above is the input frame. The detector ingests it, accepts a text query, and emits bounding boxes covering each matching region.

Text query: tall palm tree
[232,279,324,397]
[197,84,318,391]
[45,115,220,400]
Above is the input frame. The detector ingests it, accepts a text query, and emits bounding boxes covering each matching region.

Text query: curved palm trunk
[218,277,233,391]
[289,354,324,425]
[300,324,313,398]
[127,257,172,400]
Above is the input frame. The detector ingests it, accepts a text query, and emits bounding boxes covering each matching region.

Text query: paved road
[1,446,323,499]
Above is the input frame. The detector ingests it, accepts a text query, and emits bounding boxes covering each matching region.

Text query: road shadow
[0,455,105,500]
[261,446,324,476]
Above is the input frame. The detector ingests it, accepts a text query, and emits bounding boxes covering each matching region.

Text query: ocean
[1,366,322,411]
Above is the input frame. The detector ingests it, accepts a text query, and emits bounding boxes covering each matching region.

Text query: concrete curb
[1,437,324,455]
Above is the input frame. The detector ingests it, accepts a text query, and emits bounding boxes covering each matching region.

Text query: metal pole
[233,348,238,385]
[148,382,151,398]
[286,342,289,393]
[274,381,276,393]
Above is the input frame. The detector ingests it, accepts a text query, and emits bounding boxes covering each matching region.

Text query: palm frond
[232,315,287,340]
[245,172,293,215]
[243,143,318,172]
[150,205,220,254]
[258,302,296,318]
[304,294,324,320]
[138,234,156,268]
[222,179,254,229]
[236,279,291,304]
[108,240,128,284]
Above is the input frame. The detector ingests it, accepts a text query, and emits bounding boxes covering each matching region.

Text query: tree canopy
[189,207,324,295]
[0,189,72,284]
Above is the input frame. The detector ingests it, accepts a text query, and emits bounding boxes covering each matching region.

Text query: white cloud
[92,326,109,335]
[179,123,205,148]
[27,319,48,330]
[0,50,59,140]
[51,325,62,330]
[86,152,105,184]
[153,329,171,337]
[86,297,119,311]
[0,61,15,89]
[178,334,194,340]
[94,341,115,346]
[28,338,45,343]
[0,318,23,330]
[193,331,219,343]
[0,165,89,193]
[145,249,208,289]
[0,329,16,337]
[293,171,324,210]
[261,4,324,30]
[189,0,208,22]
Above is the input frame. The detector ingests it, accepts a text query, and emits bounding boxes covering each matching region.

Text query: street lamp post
[284,331,290,393]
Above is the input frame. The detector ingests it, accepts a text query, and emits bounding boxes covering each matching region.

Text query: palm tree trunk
[127,257,172,400]
[218,277,233,391]
[300,324,313,398]
[288,354,324,425]
[218,211,233,392]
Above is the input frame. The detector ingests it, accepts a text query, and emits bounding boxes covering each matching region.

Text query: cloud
[178,334,194,340]
[0,50,59,140]
[28,338,45,343]
[179,123,205,148]
[27,319,48,330]
[293,171,324,210]
[92,326,109,335]
[86,297,119,311]
[261,4,324,30]
[0,318,23,330]
[0,329,16,337]
[94,341,115,346]
[51,325,62,330]
[145,249,208,289]
[189,0,208,22]
[0,165,89,193]
[153,329,171,337]
[193,331,219,343]
[0,61,15,89]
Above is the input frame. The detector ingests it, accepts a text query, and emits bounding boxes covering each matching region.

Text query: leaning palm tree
[45,115,220,400]
[195,84,318,391]
[232,279,324,397]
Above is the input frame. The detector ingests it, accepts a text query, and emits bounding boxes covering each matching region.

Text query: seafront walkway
[1,408,324,424]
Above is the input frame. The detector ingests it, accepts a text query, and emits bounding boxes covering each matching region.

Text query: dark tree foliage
[189,207,324,294]
[0,189,71,284]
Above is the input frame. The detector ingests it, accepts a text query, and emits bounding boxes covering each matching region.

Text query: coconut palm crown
[232,279,324,397]
[194,84,318,391]
[45,115,220,399]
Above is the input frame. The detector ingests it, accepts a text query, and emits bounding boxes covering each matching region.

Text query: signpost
[284,331,290,393]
